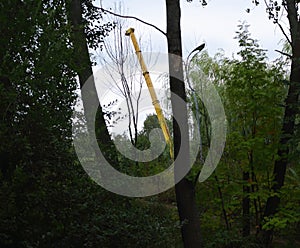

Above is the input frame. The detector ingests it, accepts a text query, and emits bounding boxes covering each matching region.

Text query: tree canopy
[0,0,300,247]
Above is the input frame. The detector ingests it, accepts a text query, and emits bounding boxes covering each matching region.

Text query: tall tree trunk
[242,149,254,237]
[68,0,117,164]
[166,0,203,247]
[242,171,250,237]
[261,1,300,245]
[214,172,230,231]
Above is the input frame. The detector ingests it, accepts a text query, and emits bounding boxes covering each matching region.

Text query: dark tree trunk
[68,0,117,164]
[214,173,230,231]
[242,171,250,237]
[166,0,203,247]
[260,1,300,246]
[0,76,14,179]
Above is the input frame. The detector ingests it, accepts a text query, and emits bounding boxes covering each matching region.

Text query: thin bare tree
[99,3,149,146]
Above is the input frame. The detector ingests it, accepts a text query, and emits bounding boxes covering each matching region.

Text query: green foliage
[1,1,299,247]
[0,1,178,247]
[261,167,300,243]
[0,161,178,247]
[112,114,173,177]
[187,23,296,247]
[223,22,286,193]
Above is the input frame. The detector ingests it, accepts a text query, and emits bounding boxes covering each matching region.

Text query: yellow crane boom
[125,28,174,160]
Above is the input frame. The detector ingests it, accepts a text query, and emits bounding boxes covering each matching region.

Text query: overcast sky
[99,0,287,60]
[94,0,288,134]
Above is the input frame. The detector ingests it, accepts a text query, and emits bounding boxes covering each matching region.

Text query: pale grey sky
[100,0,287,60]
[94,0,288,135]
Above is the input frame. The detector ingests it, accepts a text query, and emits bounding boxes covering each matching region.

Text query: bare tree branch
[277,21,293,46]
[275,49,292,58]
[93,5,167,36]
[263,0,292,45]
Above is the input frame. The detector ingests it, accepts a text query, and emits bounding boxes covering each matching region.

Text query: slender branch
[214,172,230,231]
[283,2,288,13]
[275,49,292,58]
[94,6,167,36]
[262,0,292,45]
[277,21,292,46]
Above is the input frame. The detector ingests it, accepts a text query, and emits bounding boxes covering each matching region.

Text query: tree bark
[261,1,300,245]
[166,0,203,247]
[68,0,117,164]
[242,171,250,237]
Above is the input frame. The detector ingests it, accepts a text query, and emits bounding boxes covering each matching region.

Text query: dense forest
[0,0,299,247]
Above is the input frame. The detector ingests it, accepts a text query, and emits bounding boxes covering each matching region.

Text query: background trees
[223,24,287,242]
[187,23,296,246]
[248,1,300,245]
[0,1,178,247]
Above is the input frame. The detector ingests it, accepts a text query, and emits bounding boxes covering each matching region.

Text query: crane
[125,28,174,160]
